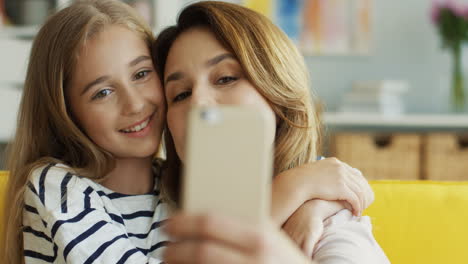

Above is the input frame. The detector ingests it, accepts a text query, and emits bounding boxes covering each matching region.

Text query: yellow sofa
[1,171,467,263]
[365,180,468,264]
[0,171,8,234]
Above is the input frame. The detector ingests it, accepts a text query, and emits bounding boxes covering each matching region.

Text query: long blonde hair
[1,1,155,263]
[153,1,322,204]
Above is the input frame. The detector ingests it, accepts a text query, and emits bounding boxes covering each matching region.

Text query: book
[352,80,410,94]
[339,80,410,116]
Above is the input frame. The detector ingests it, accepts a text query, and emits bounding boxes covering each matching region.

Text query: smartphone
[182,106,274,225]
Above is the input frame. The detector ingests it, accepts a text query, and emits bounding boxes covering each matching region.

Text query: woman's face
[68,25,165,159]
[164,27,276,161]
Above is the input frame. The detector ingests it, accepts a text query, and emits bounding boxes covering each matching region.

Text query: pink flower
[446,0,466,17]
[431,0,468,24]
[431,1,444,24]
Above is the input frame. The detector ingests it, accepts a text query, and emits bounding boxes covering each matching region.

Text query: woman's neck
[101,157,154,195]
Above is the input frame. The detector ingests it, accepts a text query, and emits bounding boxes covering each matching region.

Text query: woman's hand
[282,200,348,257]
[271,157,374,225]
[163,212,315,264]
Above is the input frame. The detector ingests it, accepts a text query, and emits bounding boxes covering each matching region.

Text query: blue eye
[134,70,151,80]
[92,89,112,100]
[173,91,191,103]
[217,76,238,85]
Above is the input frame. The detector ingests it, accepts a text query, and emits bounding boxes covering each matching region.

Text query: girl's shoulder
[29,162,73,176]
[25,163,98,213]
[27,163,87,192]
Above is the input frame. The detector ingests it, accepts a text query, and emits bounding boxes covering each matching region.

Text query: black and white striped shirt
[23,163,171,263]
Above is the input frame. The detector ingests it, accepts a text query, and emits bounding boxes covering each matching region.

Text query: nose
[121,84,145,116]
[191,84,217,107]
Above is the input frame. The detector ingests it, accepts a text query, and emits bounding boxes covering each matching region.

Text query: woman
[153,1,390,263]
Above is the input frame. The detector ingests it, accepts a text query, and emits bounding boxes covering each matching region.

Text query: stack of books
[339,80,409,116]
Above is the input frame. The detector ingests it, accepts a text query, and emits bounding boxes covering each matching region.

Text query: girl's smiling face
[164,27,276,161]
[68,25,165,159]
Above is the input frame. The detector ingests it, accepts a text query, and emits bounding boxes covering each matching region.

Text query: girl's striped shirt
[23,163,171,263]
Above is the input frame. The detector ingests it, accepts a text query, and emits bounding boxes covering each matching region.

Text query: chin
[116,152,157,160]
[116,145,159,159]
[138,146,160,158]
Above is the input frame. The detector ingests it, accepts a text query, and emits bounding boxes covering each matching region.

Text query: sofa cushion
[366,180,468,264]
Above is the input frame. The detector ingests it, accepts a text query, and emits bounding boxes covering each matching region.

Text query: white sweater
[313,210,391,264]
[23,163,170,263]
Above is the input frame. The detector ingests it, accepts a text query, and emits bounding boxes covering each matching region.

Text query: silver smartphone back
[182,106,273,225]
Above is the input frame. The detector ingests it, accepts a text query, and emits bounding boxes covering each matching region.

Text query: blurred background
[0,0,467,181]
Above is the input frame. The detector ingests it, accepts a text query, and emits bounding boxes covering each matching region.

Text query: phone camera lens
[201,108,221,124]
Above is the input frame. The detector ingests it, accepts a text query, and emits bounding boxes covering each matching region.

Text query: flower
[431,0,468,47]
[431,0,446,24]
[446,0,467,17]
[430,0,468,111]
[431,0,468,24]
[431,3,442,24]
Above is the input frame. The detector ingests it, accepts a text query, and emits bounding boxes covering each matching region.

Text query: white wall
[306,0,468,113]
[0,39,31,142]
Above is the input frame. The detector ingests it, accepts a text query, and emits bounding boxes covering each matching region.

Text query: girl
[1,0,372,263]
[3,1,170,263]
[153,1,390,263]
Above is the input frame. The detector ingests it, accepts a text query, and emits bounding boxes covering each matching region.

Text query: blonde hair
[1,1,155,263]
[153,1,322,204]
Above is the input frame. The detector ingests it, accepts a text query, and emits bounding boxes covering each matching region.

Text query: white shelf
[324,112,468,129]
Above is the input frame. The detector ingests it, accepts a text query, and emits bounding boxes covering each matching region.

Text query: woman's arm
[163,211,390,264]
[163,212,315,264]
[282,200,348,257]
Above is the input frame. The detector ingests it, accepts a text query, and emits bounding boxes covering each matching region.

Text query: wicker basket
[331,133,421,180]
[424,133,468,181]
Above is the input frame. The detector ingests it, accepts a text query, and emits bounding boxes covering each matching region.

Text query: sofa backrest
[0,171,8,234]
[366,180,468,264]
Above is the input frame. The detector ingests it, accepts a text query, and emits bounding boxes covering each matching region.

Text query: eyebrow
[81,75,110,96]
[206,53,235,67]
[129,55,151,67]
[80,55,151,96]
[164,53,236,85]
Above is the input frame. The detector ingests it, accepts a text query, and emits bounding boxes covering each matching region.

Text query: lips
[119,113,154,133]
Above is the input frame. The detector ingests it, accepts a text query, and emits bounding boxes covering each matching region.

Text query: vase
[451,44,465,112]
